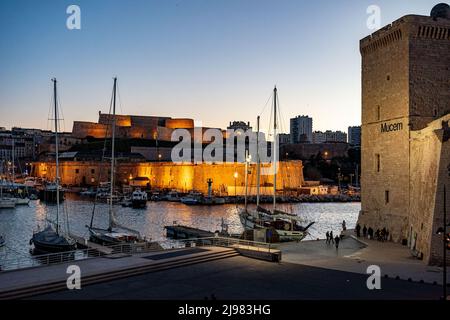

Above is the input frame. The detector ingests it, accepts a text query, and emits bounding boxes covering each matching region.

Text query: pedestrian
[368,227,373,240]
[342,220,347,231]
[330,231,334,244]
[355,224,361,237]
[335,235,340,250]
[363,225,367,238]
[326,231,330,244]
[382,227,387,241]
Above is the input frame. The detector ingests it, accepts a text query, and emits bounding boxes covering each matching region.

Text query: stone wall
[358,14,450,265]
[32,160,304,195]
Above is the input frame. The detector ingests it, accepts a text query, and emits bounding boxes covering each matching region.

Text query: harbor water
[0,194,360,261]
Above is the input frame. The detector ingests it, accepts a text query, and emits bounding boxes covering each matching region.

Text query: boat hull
[131,199,147,208]
[0,199,16,209]
[38,190,65,203]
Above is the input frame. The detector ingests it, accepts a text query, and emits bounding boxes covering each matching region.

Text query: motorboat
[131,188,148,208]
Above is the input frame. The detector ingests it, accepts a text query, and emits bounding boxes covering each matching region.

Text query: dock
[69,233,114,255]
[164,225,215,239]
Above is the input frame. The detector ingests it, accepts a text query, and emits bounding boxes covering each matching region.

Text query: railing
[0,236,273,272]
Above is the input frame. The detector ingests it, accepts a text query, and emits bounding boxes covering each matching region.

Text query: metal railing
[0,236,274,272]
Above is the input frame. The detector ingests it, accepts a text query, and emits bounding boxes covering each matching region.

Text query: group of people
[325,230,341,249]
[355,224,390,242]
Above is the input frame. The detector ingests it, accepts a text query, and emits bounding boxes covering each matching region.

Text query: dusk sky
[0,0,438,134]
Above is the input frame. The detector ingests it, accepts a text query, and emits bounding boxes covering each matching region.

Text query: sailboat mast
[244,150,249,212]
[256,116,261,207]
[53,78,60,234]
[109,77,117,229]
[273,87,277,212]
[11,136,15,184]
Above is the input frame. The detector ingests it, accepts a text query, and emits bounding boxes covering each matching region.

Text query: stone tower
[358,5,450,265]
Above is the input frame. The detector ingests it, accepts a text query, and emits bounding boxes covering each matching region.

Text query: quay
[164,225,215,239]
[0,232,445,300]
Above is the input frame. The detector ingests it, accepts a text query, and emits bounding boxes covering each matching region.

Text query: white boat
[0,183,16,209]
[180,194,201,205]
[14,197,30,205]
[166,191,181,202]
[131,188,148,208]
[0,198,16,209]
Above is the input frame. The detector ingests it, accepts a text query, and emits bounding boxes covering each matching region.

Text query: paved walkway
[277,232,449,285]
[0,246,230,293]
[34,255,441,300]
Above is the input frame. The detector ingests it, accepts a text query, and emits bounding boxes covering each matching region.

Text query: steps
[0,248,240,300]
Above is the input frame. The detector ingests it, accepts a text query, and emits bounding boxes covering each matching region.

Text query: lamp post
[436,184,448,300]
[233,171,238,207]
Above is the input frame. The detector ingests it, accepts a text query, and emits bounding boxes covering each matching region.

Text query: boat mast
[109,77,117,230]
[273,86,277,213]
[256,116,261,207]
[11,136,15,184]
[52,78,60,234]
[244,150,249,212]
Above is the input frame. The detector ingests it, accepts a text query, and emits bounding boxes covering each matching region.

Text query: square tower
[358,12,450,264]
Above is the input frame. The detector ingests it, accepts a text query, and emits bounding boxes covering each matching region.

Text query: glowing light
[234,172,238,179]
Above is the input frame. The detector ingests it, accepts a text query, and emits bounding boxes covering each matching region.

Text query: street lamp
[436,184,448,300]
[233,172,238,206]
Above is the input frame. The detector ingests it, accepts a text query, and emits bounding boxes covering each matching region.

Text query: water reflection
[0,195,360,261]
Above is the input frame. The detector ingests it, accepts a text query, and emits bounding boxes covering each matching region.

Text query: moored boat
[131,188,148,208]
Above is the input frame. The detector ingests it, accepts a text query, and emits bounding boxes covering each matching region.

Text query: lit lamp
[233,172,238,206]
[436,184,448,300]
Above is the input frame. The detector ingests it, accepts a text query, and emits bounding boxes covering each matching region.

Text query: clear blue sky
[0,0,439,133]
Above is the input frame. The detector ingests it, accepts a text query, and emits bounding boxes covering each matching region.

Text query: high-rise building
[312,130,347,144]
[348,126,361,146]
[358,5,450,265]
[290,115,312,143]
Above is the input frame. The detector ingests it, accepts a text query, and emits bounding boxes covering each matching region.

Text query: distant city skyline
[0,0,439,134]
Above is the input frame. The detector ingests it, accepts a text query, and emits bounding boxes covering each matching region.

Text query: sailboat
[87,77,142,245]
[239,87,314,242]
[30,78,76,254]
[0,183,16,209]
[9,137,30,206]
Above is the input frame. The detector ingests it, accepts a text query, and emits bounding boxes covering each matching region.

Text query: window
[377,105,381,121]
[75,169,79,174]
[385,190,390,204]
[376,154,381,172]
[91,169,95,174]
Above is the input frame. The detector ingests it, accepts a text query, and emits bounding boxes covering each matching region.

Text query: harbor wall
[31,160,304,195]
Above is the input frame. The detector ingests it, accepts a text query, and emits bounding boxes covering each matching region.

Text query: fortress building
[72,112,194,141]
[358,4,450,265]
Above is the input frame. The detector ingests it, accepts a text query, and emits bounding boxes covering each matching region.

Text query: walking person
[368,227,373,240]
[355,224,361,238]
[342,220,347,231]
[326,231,330,244]
[363,225,368,238]
[330,231,334,244]
[334,235,340,250]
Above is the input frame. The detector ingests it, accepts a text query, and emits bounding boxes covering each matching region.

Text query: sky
[0,0,440,134]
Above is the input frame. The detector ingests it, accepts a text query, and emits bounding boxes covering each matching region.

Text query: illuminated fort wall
[32,160,304,195]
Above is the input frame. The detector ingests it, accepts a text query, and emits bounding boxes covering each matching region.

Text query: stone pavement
[276,232,449,285]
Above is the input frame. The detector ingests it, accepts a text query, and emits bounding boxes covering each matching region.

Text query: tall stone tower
[358,4,450,265]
